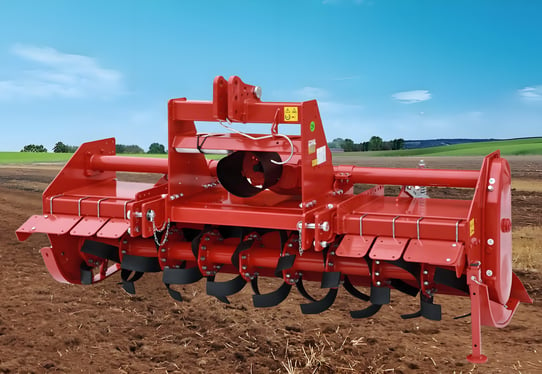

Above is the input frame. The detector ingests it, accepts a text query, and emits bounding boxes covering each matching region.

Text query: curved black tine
[420,296,442,321]
[250,277,260,295]
[349,285,390,319]
[350,303,382,319]
[163,267,203,285]
[206,274,247,301]
[300,288,338,314]
[295,277,317,302]
[121,254,161,273]
[390,279,419,297]
[343,275,370,301]
[80,262,93,285]
[434,268,469,294]
[120,269,144,295]
[370,285,391,305]
[400,309,422,320]
[165,284,183,302]
[453,312,471,320]
[275,254,296,277]
[299,272,341,315]
[230,239,254,271]
[253,282,292,308]
[401,294,442,321]
[81,240,120,263]
[321,272,341,289]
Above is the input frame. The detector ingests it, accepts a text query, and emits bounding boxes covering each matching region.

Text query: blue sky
[1,0,541,151]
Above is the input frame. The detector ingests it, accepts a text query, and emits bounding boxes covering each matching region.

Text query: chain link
[151,216,170,247]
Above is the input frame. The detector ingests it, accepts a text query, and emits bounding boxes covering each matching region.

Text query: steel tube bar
[90,155,168,174]
[334,165,479,188]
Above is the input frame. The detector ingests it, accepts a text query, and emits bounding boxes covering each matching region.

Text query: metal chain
[151,217,171,247]
[297,224,304,256]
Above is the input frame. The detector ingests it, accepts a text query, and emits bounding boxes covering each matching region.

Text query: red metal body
[16,76,532,363]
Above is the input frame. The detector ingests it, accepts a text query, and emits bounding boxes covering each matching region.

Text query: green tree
[341,138,355,152]
[148,142,166,154]
[21,144,47,152]
[53,141,68,153]
[368,136,383,151]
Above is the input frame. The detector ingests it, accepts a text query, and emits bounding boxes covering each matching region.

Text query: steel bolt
[286,274,291,278]
[376,281,382,286]
[488,185,494,191]
[201,266,207,270]
[253,86,262,99]
[121,250,127,254]
[486,270,493,277]
[328,262,334,267]
[487,238,494,245]
[375,260,380,265]
[423,270,428,275]
[161,258,166,262]
[201,245,207,250]
[327,203,334,209]
[489,178,496,185]
[161,248,166,252]
[423,281,429,286]
[200,256,206,261]
[375,272,380,277]
[446,258,451,262]
[242,265,247,270]
[241,255,247,260]
[206,271,211,275]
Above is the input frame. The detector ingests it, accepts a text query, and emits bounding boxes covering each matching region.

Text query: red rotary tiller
[16,76,532,363]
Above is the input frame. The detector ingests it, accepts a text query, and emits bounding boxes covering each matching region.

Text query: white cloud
[0,44,123,100]
[518,85,542,102]
[392,90,432,104]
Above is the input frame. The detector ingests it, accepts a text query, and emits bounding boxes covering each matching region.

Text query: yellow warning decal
[284,107,298,122]
[312,159,318,167]
[469,218,475,236]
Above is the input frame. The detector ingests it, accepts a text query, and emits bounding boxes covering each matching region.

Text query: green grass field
[1,138,541,164]
[335,137,542,157]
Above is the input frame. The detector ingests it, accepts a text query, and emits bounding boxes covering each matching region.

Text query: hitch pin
[304,222,330,232]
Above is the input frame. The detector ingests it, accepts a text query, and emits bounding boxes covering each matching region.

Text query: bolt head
[327,203,334,209]
[375,260,380,265]
[374,272,380,277]
[376,281,382,286]
[423,270,428,275]
[488,185,495,191]
[423,281,429,286]
[486,269,493,277]
[489,177,496,185]
[487,238,494,246]
[253,86,262,99]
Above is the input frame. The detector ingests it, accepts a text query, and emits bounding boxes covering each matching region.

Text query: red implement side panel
[96,219,129,239]
[369,237,408,261]
[336,235,375,258]
[16,214,81,241]
[404,239,465,266]
[70,217,108,237]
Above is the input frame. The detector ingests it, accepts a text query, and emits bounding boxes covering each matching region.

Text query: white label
[316,146,326,165]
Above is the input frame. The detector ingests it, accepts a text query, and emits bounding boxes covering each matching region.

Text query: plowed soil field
[1,156,541,373]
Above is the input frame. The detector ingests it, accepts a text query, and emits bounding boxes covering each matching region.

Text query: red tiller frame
[15,75,532,364]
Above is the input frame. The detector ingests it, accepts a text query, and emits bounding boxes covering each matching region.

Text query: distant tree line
[20,141,167,154]
[328,136,405,152]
